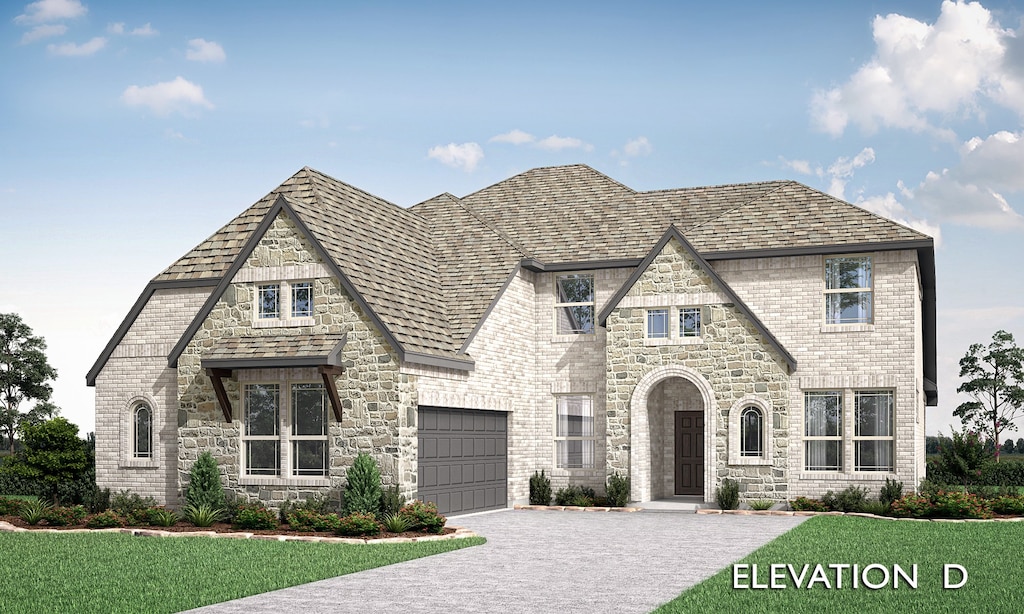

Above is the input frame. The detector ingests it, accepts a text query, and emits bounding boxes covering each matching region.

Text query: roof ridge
[444,192,532,259]
[681,182,789,233]
[789,180,933,240]
[458,163,635,201]
[640,179,788,195]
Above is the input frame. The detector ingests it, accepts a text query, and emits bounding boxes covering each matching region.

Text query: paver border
[695,509,1024,522]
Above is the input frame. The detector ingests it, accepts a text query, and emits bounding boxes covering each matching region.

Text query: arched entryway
[629,365,716,502]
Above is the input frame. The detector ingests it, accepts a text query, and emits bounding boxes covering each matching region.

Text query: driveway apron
[185,510,806,614]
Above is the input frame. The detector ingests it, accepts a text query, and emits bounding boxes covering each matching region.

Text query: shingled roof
[89,164,935,386]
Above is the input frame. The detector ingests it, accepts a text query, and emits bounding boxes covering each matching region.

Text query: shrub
[715,479,740,510]
[569,494,594,507]
[380,484,406,517]
[0,496,26,516]
[381,512,412,533]
[233,504,278,530]
[860,500,891,515]
[83,486,111,514]
[85,510,123,529]
[530,470,552,506]
[748,499,775,511]
[336,512,381,537]
[929,429,993,486]
[931,490,992,519]
[398,500,446,534]
[990,495,1024,515]
[879,478,903,507]
[148,507,179,527]
[343,453,382,517]
[789,497,828,512]
[890,494,932,518]
[826,486,868,512]
[4,418,89,504]
[185,452,226,512]
[110,491,158,519]
[606,474,629,507]
[19,499,51,525]
[279,494,334,524]
[183,503,226,527]
[554,485,597,506]
[43,505,86,526]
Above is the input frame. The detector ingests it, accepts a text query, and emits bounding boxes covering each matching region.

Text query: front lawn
[656,516,1022,613]
[0,532,484,613]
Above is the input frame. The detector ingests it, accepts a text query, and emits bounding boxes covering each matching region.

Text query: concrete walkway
[185,509,806,614]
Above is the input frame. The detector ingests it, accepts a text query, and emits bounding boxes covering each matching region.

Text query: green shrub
[554,484,597,506]
[380,484,406,517]
[890,494,932,518]
[748,499,775,511]
[19,499,51,525]
[398,500,446,534]
[343,453,382,517]
[185,452,226,511]
[0,496,26,516]
[42,505,86,526]
[860,500,891,515]
[285,508,342,532]
[148,507,179,527]
[825,486,868,512]
[83,486,111,514]
[715,478,740,510]
[879,478,903,507]
[183,503,226,527]
[279,494,334,524]
[110,491,157,519]
[990,495,1024,515]
[85,510,123,528]
[336,512,381,537]
[530,470,552,506]
[381,512,412,533]
[931,490,992,519]
[606,473,629,507]
[789,497,828,512]
[232,504,278,530]
[568,494,594,507]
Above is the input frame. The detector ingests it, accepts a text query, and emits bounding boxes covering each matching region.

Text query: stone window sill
[119,459,159,469]
[820,324,874,333]
[238,476,331,487]
[798,472,897,481]
[643,336,704,347]
[253,317,315,329]
[729,457,771,466]
[550,334,599,344]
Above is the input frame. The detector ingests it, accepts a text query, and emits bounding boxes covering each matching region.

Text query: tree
[1004,439,1016,455]
[185,451,226,510]
[955,330,1024,463]
[5,417,88,503]
[18,400,60,430]
[1018,437,1024,455]
[0,313,57,454]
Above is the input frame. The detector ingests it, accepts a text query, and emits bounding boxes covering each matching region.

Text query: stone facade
[175,212,418,508]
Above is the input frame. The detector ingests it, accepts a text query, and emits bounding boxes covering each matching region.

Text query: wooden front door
[674,411,704,495]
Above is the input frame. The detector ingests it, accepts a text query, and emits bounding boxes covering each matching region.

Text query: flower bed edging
[0,520,478,543]
[694,509,1024,523]
[513,504,642,513]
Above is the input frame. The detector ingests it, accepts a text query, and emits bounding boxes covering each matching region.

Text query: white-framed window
[291,282,313,318]
[740,406,763,458]
[804,391,842,471]
[133,403,152,459]
[254,280,315,326]
[555,395,595,468]
[257,284,280,319]
[854,391,894,472]
[242,382,329,478]
[824,256,872,324]
[680,307,702,337]
[555,274,595,335]
[646,309,669,339]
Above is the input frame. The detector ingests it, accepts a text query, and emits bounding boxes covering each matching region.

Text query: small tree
[186,451,226,510]
[1017,438,1024,454]
[1004,439,1016,455]
[954,330,1024,463]
[0,314,58,454]
[5,417,88,503]
[343,453,382,516]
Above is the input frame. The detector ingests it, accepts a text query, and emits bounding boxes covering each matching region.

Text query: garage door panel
[418,407,508,515]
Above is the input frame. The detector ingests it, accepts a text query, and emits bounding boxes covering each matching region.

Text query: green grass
[0,532,484,613]
[655,516,1023,613]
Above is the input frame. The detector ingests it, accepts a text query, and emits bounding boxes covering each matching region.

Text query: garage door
[417,406,508,515]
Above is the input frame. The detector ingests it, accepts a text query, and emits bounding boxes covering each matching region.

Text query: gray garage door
[417,406,508,515]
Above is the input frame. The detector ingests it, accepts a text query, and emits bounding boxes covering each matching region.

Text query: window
[555,274,595,335]
[680,307,702,337]
[647,309,669,339]
[133,403,152,458]
[855,391,894,471]
[805,391,842,471]
[740,406,763,458]
[255,281,314,324]
[555,396,595,468]
[291,282,313,318]
[242,382,329,478]
[824,256,872,324]
[257,284,280,319]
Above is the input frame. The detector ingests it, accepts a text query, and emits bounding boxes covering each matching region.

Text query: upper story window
[680,307,702,337]
[133,403,152,459]
[804,391,842,471]
[291,282,313,318]
[824,256,872,324]
[555,395,595,468]
[644,306,704,343]
[254,281,315,326]
[647,309,669,339]
[258,285,280,319]
[555,274,595,335]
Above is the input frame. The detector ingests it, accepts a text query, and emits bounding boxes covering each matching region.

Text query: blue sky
[2,0,1023,437]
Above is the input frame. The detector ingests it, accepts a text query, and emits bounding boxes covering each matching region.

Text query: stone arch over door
[629,365,717,503]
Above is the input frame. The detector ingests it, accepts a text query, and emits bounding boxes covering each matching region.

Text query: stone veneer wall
[94,287,212,504]
[605,238,791,502]
[176,212,417,508]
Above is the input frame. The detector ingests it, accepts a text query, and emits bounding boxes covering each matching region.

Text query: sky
[2,0,1023,438]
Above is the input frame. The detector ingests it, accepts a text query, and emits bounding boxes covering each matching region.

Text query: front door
[674,411,703,495]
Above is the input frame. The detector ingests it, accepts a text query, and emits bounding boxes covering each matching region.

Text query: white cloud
[130,23,157,37]
[489,129,535,145]
[107,22,124,34]
[47,36,106,56]
[778,156,817,176]
[14,0,85,25]
[121,76,214,116]
[536,135,592,151]
[826,147,876,200]
[164,128,186,141]
[855,192,942,244]
[812,1,1015,136]
[186,38,226,63]
[427,142,484,172]
[20,23,66,43]
[623,136,652,157]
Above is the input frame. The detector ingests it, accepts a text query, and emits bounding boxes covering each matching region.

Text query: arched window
[134,404,152,458]
[740,406,763,457]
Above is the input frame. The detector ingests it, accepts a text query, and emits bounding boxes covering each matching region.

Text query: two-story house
[87,165,936,514]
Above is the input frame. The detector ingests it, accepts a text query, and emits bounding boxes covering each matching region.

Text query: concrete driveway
[185,510,806,614]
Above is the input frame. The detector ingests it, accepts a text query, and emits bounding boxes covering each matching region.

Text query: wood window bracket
[319,365,344,421]
[207,368,234,422]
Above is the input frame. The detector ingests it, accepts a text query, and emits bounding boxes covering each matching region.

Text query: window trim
[727,395,771,466]
[679,306,702,338]
[853,390,895,472]
[804,391,843,472]
[553,273,596,336]
[133,403,152,459]
[643,305,705,346]
[240,381,331,483]
[119,395,159,468]
[553,394,597,470]
[645,308,669,339]
[823,255,874,325]
[253,280,316,328]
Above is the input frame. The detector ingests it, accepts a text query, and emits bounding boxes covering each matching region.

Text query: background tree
[18,400,60,430]
[1018,437,1024,455]
[1003,439,1016,455]
[0,313,57,454]
[3,417,88,503]
[955,330,1024,463]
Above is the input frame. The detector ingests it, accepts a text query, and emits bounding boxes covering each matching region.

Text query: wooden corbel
[207,368,234,422]
[318,365,344,421]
